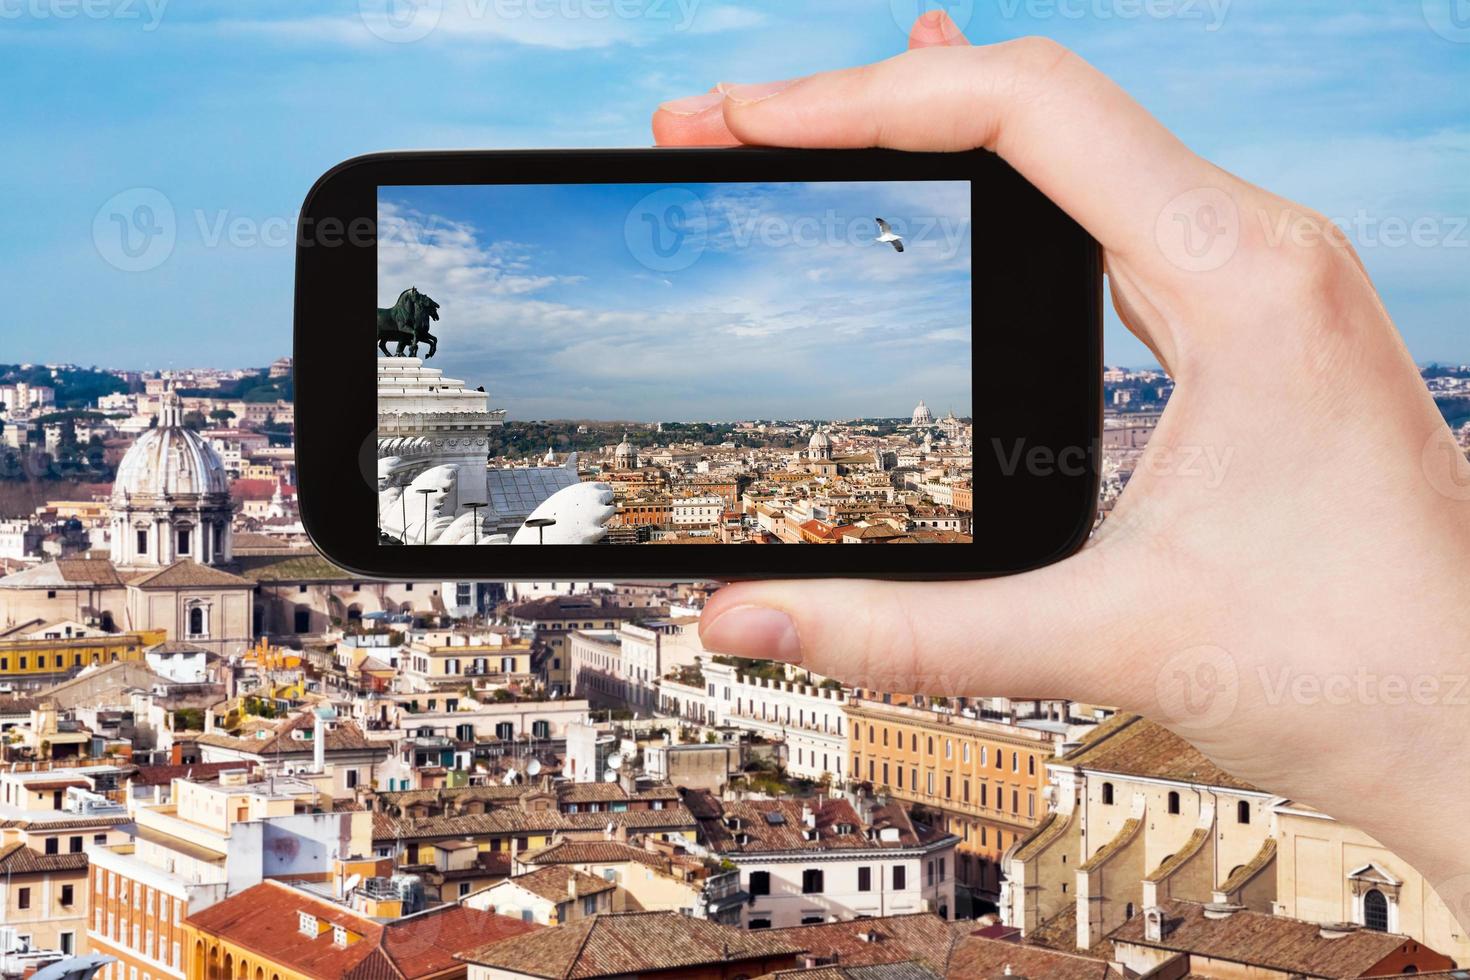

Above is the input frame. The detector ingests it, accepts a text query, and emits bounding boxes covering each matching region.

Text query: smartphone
[294,148,1101,580]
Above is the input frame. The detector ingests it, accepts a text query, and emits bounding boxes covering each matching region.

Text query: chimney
[1143,907,1167,942]
[801,804,815,829]
[313,713,327,773]
[568,872,580,899]
[204,708,215,732]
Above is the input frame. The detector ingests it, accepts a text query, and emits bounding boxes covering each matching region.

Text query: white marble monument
[376,357,612,545]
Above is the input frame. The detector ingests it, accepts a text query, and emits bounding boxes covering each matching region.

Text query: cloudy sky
[2,1,1467,370]
[379,180,971,420]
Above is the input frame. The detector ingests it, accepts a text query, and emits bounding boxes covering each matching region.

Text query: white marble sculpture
[379,463,613,545]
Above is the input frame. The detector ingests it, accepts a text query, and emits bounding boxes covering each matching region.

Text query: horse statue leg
[423,332,438,359]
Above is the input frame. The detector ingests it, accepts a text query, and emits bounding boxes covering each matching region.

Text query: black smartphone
[294,148,1101,580]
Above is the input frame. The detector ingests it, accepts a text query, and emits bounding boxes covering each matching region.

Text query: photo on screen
[375,180,972,546]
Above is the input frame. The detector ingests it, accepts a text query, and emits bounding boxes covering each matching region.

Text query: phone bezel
[294,147,1102,580]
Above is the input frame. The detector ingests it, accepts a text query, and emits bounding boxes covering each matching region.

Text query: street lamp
[415,488,436,545]
[524,516,557,545]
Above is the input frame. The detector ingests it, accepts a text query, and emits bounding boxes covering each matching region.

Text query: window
[1363,889,1389,932]
[1101,782,1115,805]
[801,915,824,925]
[298,912,318,937]
[748,871,770,896]
[1167,791,1181,815]
[136,529,148,554]
[582,895,598,916]
[17,887,29,909]
[858,866,872,892]
[748,918,772,930]
[188,606,205,637]
[70,835,82,852]
[177,528,190,555]
[893,866,907,890]
[45,837,59,855]
[59,932,74,955]
[802,869,824,894]
[1237,800,1251,825]
[61,884,74,906]
[333,926,349,947]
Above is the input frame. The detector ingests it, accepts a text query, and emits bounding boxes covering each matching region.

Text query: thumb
[697,543,1158,706]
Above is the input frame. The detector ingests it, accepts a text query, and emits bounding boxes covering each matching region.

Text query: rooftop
[456,910,804,978]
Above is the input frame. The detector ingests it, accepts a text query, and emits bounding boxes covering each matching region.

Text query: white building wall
[735,845,957,929]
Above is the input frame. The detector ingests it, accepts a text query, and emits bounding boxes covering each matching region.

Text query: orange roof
[186,880,537,980]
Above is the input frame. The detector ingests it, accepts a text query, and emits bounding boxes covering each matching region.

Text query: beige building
[1004,714,1281,951]
[401,629,533,693]
[1005,714,1469,965]
[1272,800,1470,963]
[463,864,615,925]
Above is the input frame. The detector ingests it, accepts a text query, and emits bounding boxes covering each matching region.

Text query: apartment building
[847,693,1097,905]
[400,630,533,693]
[659,660,849,783]
[86,769,377,980]
[690,794,959,929]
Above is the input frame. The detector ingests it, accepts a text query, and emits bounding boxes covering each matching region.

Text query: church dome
[109,390,234,569]
[911,400,934,426]
[113,417,230,503]
[808,429,831,450]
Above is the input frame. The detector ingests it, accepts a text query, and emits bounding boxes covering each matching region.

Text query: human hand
[654,11,1470,925]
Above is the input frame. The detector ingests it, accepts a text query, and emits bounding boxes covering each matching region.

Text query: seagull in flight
[874,217,904,252]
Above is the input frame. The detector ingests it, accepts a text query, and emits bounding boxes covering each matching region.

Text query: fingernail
[701,605,803,664]
[716,79,795,106]
[658,92,725,116]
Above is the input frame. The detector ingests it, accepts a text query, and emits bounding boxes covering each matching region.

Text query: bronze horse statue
[377,287,440,358]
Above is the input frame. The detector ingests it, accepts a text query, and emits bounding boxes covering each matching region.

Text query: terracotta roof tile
[1109,900,1443,977]
[187,880,535,980]
[457,910,804,978]
[1061,714,1260,792]
[765,914,961,972]
[0,842,89,875]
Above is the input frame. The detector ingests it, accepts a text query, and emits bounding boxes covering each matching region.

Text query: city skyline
[378,180,973,422]
[6,3,1466,371]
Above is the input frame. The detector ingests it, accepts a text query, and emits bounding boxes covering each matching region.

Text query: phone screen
[375,180,972,547]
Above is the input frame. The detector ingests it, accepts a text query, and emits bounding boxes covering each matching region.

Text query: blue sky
[1,0,1467,371]
[379,180,972,420]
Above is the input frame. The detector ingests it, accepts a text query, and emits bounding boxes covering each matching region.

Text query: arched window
[1364,888,1389,931]
[188,606,205,638]
[1125,902,1135,919]
[1101,782,1115,805]
[1237,800,1251,825]
[1167,791,1181,815]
